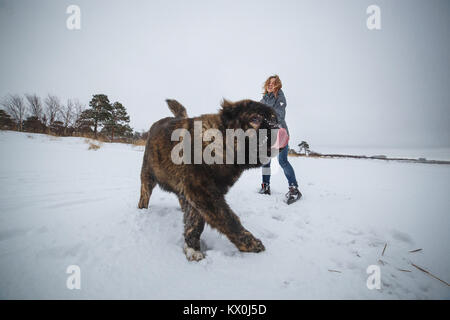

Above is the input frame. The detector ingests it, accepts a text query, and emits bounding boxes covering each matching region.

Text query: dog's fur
[138,99,282,260]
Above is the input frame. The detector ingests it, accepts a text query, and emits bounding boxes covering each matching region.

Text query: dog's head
[220,99,288,165]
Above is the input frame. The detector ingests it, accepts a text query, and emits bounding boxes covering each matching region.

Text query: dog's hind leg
[138,164,156,209]
[179,195,205,261]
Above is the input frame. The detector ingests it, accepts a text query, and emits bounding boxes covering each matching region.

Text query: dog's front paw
[184,242,205,261]
[236,231,265,253]
[138,196,149,209]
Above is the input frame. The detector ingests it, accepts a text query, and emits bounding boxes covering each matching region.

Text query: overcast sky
[0,0,449,147]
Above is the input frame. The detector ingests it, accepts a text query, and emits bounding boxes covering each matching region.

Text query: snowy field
[0,130,449,299]
[310,146,450,162]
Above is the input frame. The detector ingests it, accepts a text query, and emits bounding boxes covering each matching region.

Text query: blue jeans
[262,145,298,187]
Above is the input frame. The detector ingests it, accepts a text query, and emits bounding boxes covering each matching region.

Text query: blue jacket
[260,89,289,136]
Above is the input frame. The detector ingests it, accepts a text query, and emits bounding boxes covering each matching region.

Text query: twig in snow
[382,243,387,256]
[409,248,423,253]
[411,263,449,286]
[397,268,412,272]
[328,269,342,273]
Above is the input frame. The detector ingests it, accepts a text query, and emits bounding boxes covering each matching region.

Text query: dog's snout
[268,120,280,129]
[266,115,280,129]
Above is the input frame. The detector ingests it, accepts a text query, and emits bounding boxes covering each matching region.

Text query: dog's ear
[221,98,235,109]
[220,98,238,118]
[220,98,241,127]
[221,99,252,109]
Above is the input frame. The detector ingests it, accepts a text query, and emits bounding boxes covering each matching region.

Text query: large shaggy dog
[138,99,287,261]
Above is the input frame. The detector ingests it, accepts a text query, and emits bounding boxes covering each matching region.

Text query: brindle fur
[138,98,281,260]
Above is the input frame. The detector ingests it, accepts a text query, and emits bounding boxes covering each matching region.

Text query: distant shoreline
[289,151,450,165]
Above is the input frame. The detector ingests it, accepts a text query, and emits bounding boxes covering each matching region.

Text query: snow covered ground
[0,130,449,299]
[310,145,450,161]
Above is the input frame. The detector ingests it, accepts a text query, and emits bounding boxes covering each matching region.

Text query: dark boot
[258,183,271,195]
[286,186,302,204]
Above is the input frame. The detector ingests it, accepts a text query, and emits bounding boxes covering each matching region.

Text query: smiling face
[264,75,282,96]
[266,77,276,93]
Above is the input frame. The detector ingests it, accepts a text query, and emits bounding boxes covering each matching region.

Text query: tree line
[0,93,145,143]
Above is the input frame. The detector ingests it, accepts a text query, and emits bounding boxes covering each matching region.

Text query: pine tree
[87,94,112,138]
[102,102,131,141]
[76,109,94,132]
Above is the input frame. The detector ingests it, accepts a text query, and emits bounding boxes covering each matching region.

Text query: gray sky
[1,0,449,147]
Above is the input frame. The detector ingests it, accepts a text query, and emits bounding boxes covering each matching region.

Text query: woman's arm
[277,94,287,109]
[273,93,287,122]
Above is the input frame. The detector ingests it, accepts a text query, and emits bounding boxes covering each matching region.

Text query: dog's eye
[250,117,261,124]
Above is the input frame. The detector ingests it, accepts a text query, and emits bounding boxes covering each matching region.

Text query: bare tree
[72,99,85,133]
[0,94,26,131]
[60,99,74,135]
[44,94,61,125]
[72,99,84,122]
[25,94,43,121]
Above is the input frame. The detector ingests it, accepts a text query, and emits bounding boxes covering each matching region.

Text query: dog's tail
[166,99,187,118]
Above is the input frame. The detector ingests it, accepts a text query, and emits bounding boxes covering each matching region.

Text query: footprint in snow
[271,215,285,221]
[390,229,414,245]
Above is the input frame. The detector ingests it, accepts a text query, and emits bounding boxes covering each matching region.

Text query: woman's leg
[278,145,298,187]
[262,160,271,184]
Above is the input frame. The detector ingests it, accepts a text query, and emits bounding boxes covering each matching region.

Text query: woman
[259,75,302,204]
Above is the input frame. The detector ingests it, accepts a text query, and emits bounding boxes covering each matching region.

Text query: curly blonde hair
[263,75,282,96]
